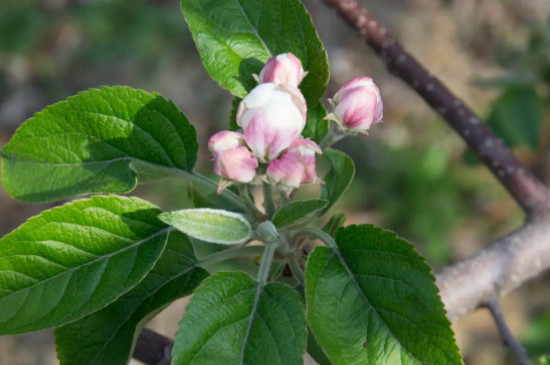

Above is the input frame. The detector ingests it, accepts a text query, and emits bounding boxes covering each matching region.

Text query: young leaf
[159,208,251,245]
[172,271,307,365]
[55,231,208,365]
[0,195,170,335]
[303,102,329,143]
[305,225,462,364]
[1,86,197,203]
[320,149,355,214]
[180,0,329,105]
[272,199,328,229]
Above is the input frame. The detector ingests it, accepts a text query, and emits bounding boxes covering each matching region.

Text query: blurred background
[1,0,550,363]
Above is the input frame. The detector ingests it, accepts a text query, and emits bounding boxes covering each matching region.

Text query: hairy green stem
[295,227,338,249]
[262,182,276,218]
[287,256,305,283]
[239,184,262,218]
[199,245,264,268]
[257,240,278,285]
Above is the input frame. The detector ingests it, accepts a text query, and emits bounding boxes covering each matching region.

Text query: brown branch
[322,0,550,216]
[437,216,550,321]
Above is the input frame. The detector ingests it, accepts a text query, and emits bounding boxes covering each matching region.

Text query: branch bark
[322,0,550,216]
[437,216,550,321]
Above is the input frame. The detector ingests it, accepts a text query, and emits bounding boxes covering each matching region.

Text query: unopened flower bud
[330,77,383,133]
[208,131,246,156]
[213,146,258,184]
[267,138,322,189]
[237,83,307,162]
[259,53,306,87]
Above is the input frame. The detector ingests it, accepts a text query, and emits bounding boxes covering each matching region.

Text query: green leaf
[305,225,462,365]
[487,85,542,150]
[180,0,329,105]
[320,149,355,214]
[272,199,328,229]
[172,271,307,365]
[303,102,329,143]
[159,208,251,245]
[55,231,208,365]
[0,195,170,335]
[1,86,197,203]
[307,328,332,365]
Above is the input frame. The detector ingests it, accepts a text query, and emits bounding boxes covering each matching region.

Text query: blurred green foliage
[524,311,550,359]
[467,16,550,164]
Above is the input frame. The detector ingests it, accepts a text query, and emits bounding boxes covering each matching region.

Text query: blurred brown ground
[1,0,550,364]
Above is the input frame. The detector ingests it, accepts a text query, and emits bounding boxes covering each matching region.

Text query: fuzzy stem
[262,182,276,218]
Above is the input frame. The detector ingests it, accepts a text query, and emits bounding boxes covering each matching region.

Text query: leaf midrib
[326,249,423,364]
[0,227,173,304]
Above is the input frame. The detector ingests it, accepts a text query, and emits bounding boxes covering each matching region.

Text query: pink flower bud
[267,138,322,189]
[213,146,258,184]
[259,53,306,87]
[331,77,383,133]
[237,83,307,162]
[208,131,246,156]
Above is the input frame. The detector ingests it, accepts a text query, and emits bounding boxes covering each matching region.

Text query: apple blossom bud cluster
[209,53,321,193]
[328,76,383,134]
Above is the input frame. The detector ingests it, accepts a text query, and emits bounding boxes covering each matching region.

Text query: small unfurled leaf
[272,200,327,229]
[0,195,169,335]
[305,225,462,364]
[172,271,307,365]
[303,102,329,143]
[180,0,329,105]
[55,231,208,365]
[159,208,251,245]
[1,86,197,203]
[320,149,355,213]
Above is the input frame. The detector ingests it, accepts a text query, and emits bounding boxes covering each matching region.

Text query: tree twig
[486,296,532,365]
[322,0,550,216]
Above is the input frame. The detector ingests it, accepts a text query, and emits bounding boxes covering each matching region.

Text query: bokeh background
[1,0,550,364]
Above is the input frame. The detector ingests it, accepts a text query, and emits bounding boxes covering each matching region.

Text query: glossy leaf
[172,271,307,365]
[55,231,208,365]
[305,225,462,365]
[0,195,170,334]
[303,102,329,143]
[180,0,329,105]
[272,199,328,229]
[159,208,251,245]
[1,86,197,202]
[320,149,355,214]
